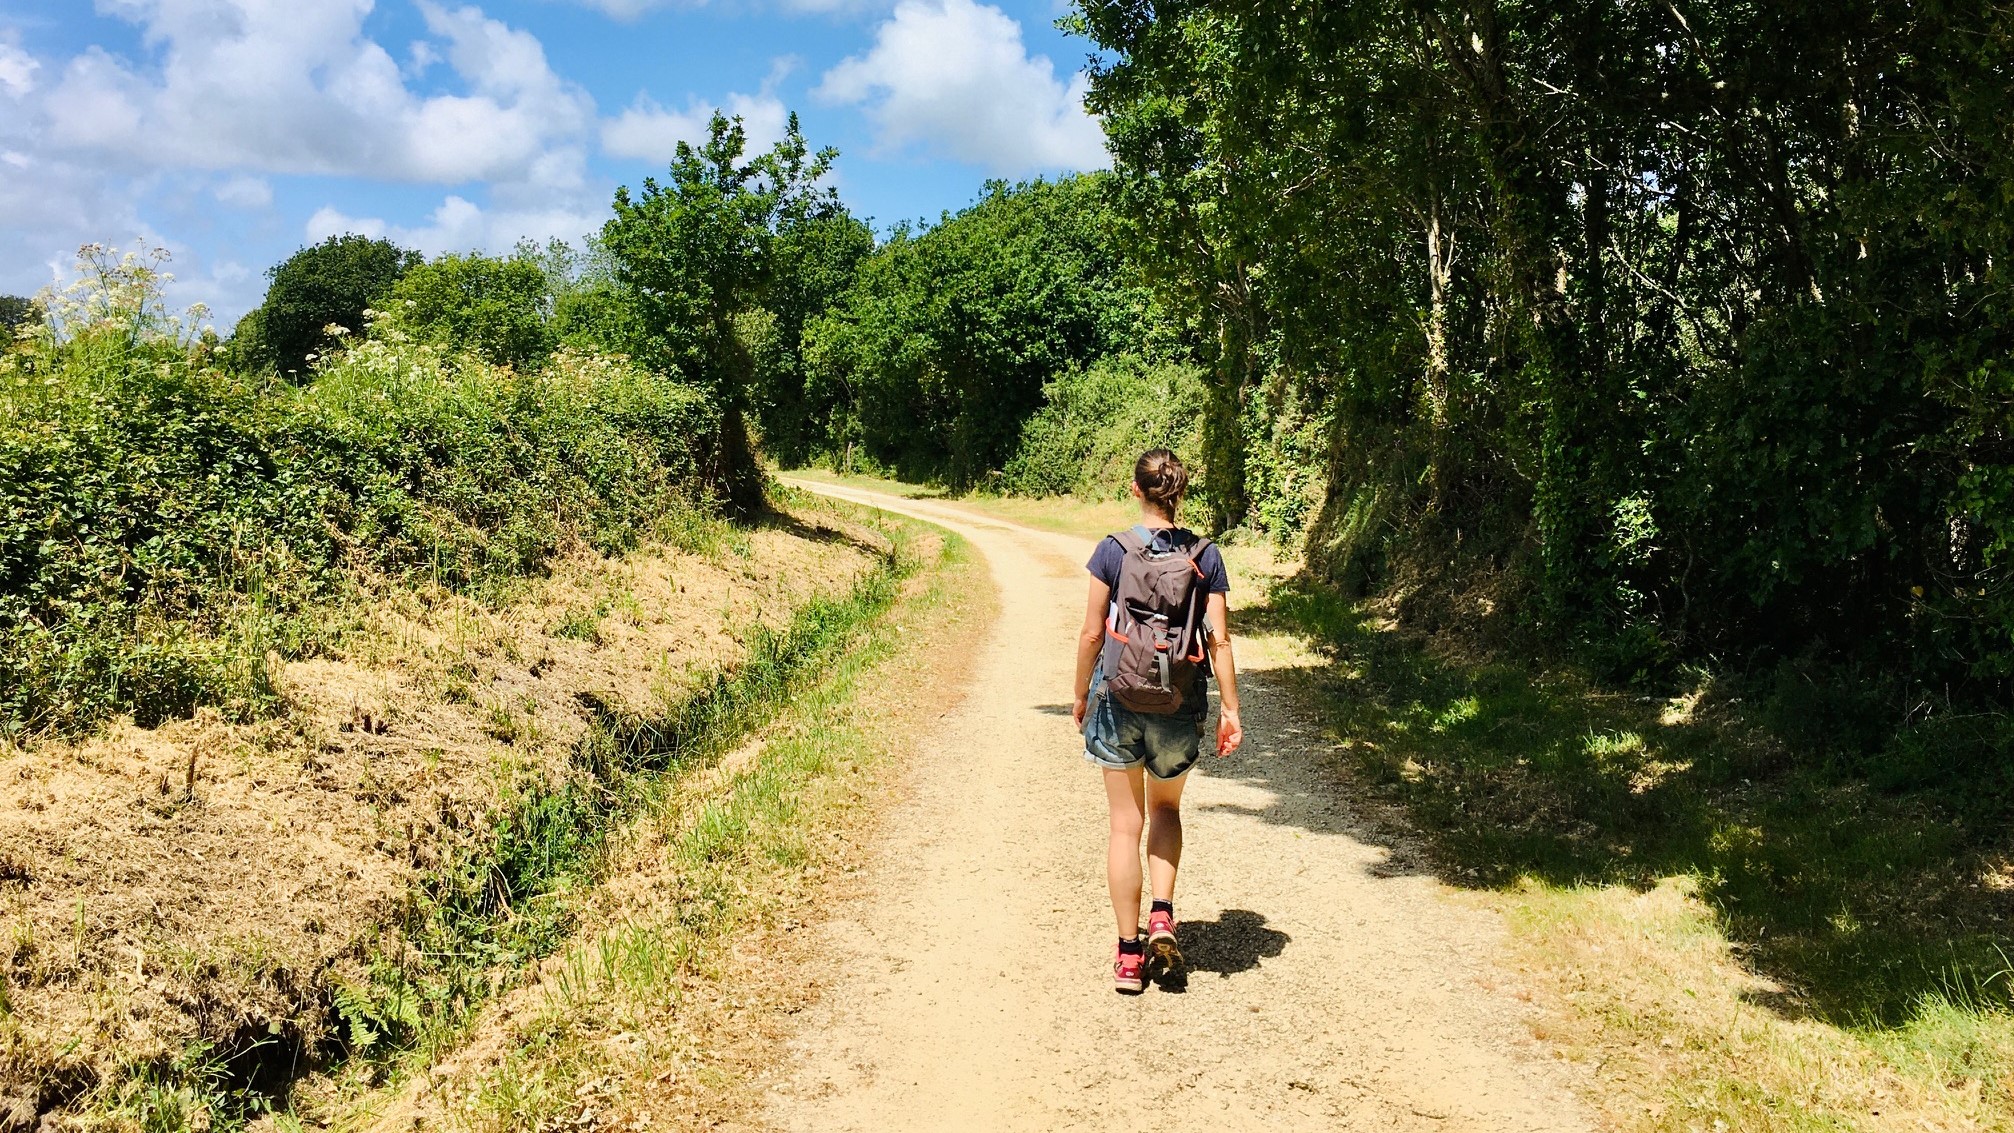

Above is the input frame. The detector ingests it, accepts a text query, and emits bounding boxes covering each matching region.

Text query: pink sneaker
[1147,909,1181,969]
[1113,944,1147,994]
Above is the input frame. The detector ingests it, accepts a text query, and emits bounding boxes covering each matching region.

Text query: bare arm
[1072,576,1111,727]
[1205,591,1244,755]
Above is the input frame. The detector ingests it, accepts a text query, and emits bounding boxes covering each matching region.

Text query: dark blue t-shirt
[1087,527,1230,678]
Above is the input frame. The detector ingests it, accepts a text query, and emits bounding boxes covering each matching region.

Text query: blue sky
[0,0,1108,324]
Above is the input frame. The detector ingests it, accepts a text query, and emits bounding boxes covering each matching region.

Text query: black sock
[1118,936,1145,955]
[1151,899,1174,917]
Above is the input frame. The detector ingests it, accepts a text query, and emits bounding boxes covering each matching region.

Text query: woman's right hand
[1216,708,1244,756]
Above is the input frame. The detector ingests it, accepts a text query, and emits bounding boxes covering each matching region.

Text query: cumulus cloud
[815,0,1105,174]
[37,0,594,186]
[0,1,615,311]
[306,194,606,258]
[0,41,39,98]
[602,62,794,162]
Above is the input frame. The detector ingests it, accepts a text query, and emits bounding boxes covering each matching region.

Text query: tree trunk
[1205,268,1257,534]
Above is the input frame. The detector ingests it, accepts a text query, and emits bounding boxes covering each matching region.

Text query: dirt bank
[0,506,881,1126]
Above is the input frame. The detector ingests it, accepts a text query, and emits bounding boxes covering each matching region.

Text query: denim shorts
[1082,666,1207,780]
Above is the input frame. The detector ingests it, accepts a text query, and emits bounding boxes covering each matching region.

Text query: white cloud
[602,79,790,163]
[214,174,272,209]
[816,0,1105,175]
[307,193,605,258]
[36,0,594,186]
[0,41,39,97]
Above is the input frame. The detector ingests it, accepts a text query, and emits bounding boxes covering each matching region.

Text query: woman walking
[1072,449,1244,993]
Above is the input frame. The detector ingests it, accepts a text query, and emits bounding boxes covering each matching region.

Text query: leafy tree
[237,234,420,376]
[805,175,1158,487]
[602,111,844,514]
[0,294,36,335]
[1076,0,2014,693]
[757,211,875,466]
[384,249,555,369]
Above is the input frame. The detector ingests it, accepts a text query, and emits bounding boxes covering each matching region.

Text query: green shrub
[234,234,420,377]
[1000,355,1207,500]
[382,250,556,370]
[0,248,717,737]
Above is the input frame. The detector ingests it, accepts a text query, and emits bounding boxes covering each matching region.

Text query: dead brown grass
[0,505,883,1127]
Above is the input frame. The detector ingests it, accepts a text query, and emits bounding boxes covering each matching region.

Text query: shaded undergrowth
[1246,576,2014,1035]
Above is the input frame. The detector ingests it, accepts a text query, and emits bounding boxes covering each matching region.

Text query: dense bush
[234,234,420,376]
[803,174,1160,487]
[1000,355,1206,500]
[382,249,556,370]
[1,249,716,737]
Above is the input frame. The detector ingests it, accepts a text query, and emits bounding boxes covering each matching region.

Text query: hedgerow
[0,247,716,737]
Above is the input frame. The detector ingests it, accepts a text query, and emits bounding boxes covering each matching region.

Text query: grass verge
[341,511,988,1131]
[1251,576,2014,1133]
[63,504,917,1132]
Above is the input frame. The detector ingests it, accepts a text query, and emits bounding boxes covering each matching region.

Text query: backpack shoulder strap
[1114,527,1150,553]
[1184,533,1214,562]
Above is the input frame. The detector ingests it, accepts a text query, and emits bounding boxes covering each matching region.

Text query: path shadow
[1148,909,1291,993]
[1032,703,1075,717]
[1206,575,2014,1030]
[757,506,895,560]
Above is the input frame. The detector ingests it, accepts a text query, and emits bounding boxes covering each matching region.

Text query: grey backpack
[1100,526,1212,714]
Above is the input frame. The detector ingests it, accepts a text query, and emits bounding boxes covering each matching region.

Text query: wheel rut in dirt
[767,479,1593,1133]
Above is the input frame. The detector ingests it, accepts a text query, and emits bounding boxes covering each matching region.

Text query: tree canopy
[804,174,1158,486]
[0,295,35,334]
[236,234,421,376]
[1074,0,2014,688]
[384,248,557,370]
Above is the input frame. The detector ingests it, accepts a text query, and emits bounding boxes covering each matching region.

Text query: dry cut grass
[341,521,992,1133]
[0,501,885,1130]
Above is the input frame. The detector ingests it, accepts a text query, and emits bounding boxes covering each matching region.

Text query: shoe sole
[1149,930,1182,970]
[1114,975,1145,994]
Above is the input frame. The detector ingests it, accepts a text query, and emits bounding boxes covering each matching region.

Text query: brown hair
[1134,449,1189,516]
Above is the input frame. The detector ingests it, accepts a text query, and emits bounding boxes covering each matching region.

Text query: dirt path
[766,480,1594,1133]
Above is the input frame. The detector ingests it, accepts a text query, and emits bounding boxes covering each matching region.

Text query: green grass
[1251,574,2014,1128]
[442,520,984,1133]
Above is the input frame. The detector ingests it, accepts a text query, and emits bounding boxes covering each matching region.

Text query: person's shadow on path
[1149,909,1288,993]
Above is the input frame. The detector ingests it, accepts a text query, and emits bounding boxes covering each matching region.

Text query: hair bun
[1134,448,1189,512]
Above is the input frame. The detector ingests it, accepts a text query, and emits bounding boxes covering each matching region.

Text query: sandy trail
[767,480,1592,1133]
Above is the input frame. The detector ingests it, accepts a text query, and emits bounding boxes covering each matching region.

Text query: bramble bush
[0,246,717,737]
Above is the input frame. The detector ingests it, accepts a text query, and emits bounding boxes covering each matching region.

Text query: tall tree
[603,112,842,514]
[1077,0,2014,684]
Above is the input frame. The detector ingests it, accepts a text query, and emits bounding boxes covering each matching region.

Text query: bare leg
[1145,770,1189,904]
[1103,766,1146,938]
